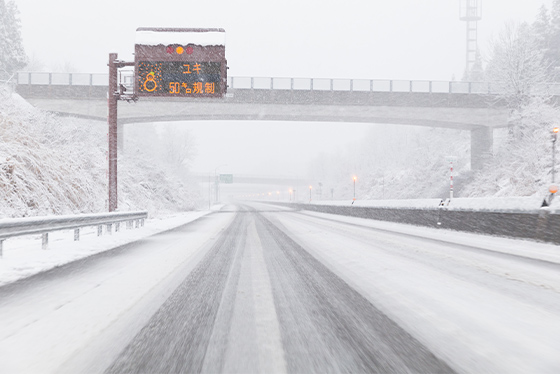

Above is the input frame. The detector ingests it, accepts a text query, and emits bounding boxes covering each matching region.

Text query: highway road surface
[1,203,559,373]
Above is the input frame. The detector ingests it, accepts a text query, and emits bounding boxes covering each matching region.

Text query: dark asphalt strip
[105,212,246,374]
[255,212,455,374]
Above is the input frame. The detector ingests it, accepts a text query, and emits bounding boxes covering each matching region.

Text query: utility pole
[107,53,135,212]
[108,53,118,212]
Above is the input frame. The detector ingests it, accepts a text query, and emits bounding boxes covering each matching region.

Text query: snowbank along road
[0,203,559,373]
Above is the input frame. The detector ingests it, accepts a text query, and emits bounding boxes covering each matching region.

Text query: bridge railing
[17,72,109,86]
[15,72,560,95]
[224,77,560,95]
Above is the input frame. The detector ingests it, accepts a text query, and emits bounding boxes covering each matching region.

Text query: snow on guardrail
[0,211,148,256]
[309,196,560,213]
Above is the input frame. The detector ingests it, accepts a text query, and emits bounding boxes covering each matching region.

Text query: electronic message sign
[134,28,227,98]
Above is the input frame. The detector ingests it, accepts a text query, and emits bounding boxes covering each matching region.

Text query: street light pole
[553,127,559,184]
[213,164,227,203]
[543,127,560,208]
[309,185,312,202]
[353,176,357,201]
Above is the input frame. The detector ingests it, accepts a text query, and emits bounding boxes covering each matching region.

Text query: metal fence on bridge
[15,71,560,95]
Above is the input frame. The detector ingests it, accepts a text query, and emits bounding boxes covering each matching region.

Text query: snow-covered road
[1,203,559,373]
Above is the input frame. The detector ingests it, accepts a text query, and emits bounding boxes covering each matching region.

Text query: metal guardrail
[16,72,560,95]
[0,211,148,256]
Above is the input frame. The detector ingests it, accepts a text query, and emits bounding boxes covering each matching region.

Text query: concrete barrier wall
[273,203,560,245]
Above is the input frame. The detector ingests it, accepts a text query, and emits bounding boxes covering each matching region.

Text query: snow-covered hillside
[308,115,558,202]
[0,84,200,218]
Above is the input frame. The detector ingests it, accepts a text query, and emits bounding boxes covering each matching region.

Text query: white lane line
[248,217,287,373]
[202,216,287,373]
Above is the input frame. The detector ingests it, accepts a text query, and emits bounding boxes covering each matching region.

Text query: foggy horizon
[11,0,550,180]
[14,0,551,80]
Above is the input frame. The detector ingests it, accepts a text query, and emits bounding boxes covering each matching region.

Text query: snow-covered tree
[548,0,560,76]
[463,49,484,82]
[462,100,560,198]
[486,22,550,136]
[161,125,197,171]
[533,5,551,52]
[462,20,560,198]
[0,0,27,78]
[126,123,197,174]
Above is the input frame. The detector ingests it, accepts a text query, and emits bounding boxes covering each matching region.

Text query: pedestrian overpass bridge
[14,72,526,169]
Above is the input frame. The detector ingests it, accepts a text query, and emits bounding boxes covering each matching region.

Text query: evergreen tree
[486,23,549,103]
[548,0,560,78]
[485,22,550,139]
[532,5,555,79]
[533,6,550,53]
[464,49,484,82]
[0,0,27,79]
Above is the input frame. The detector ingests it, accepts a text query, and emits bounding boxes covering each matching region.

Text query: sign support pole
[108,53,118,212]
[106,28,226,212]
[450,160,454,200]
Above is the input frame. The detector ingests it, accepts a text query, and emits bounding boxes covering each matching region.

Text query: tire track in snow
[254,210,454,373]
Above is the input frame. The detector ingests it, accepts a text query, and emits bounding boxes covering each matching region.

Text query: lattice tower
[459,0,482,75]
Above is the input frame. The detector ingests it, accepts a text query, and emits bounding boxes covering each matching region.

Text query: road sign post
[108,53,118,212]
[106,28,227,212]
[219,174,233,184]
[107,54,135,212]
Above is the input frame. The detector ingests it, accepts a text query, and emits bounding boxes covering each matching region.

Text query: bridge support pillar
[471,127,493,170]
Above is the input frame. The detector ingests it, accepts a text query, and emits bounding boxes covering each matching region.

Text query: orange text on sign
[168,82,216,94]
[182,64,202,75]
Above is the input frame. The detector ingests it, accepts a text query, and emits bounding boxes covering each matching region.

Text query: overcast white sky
[12,0,553,177]
[15,0,551,80]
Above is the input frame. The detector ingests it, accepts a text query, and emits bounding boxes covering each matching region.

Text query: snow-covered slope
[308,108,559,202]
[0,84,200,218]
